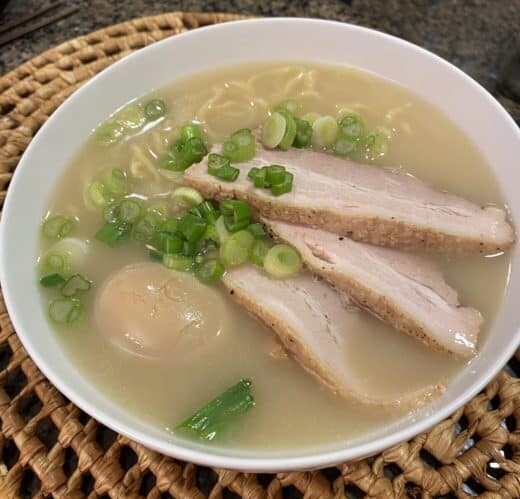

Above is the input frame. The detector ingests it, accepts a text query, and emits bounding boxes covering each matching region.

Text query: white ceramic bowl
[1,18,519,472]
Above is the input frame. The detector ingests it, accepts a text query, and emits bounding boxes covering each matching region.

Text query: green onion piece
[273,99,300,116]
[262,112,286,149]
[42,215,76,240]
[40,273,66,288]
[159,152,180,170]
[180,124,202,141]
[188,206,203,218]
[198,200,219,222]
[215,216,230,245]
[278,112,297,150]
[248,166,269,188]
[169,138,185,155]
[271,172,294,196]
[163,254,194,271]
[144,99,166,121]
[362,129,389,161]
[219,200,251,232]
[95,121,125,146]
[175,379,254,441]
[133,214,160,242]
[247,167,260,179]
[171,186,204,208]
[96,222,131,246]
[246,223,266,238]
[42,251,68,273]
[161,218,179,234]
[194,258,225,284]
[148,204,168,222]
[89,180,109,207]
[263,244,302,278]
[301,112,321,125]
[148,247,163,261]
[250,239,270,267]
[312,115,339,148]
[212,163,240,182]
[208,153,230,173]
[48,298,82,325]
[60,273,92,297]
[219,230,255,266]
[178,213,207,243]
[221,129,256,163]
[180,137,208,169]
[155,232,183,254]
[265,165,286,185]
[338,113,365,142]
[293,118,313,148]
[114,105,145,129]
[103,168,128,196]
[203,224,219,244]
[118,199,142,222]
[103,203,119,223]
[333,136,358,157]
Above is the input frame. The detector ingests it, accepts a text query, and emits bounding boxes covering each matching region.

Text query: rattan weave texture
[0,11,520,499]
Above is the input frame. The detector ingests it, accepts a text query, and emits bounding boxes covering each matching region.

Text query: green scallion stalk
[48,298,83,325]
[159,152,180,170]
[89,180,109,207]
[180,124,203,141]
[293,118,313,148]
[155,232,183,254]
[148,247,163,262]
[271,171,294,196]
[115,105,145,129]
[95,121,125,146]
[362,128,389,161]
[219,199,252,232]
[265,165,286,185]
[208,153,230,173]
[246,223,266,238]
[263,244,302,278]
[161,218,179,234]
[312,115,339,148]
[103,203,119,224]
[250,239,270,267]
[301,112,321,125]
[214,216,230,245]
[131,214,158,242]
[221,129,256,163]
[194,258,225,284]
[42,215,77,240]
[96,222,132,246]
[338,113,365,142]
[261,112,286,149]
[278,112,297,150]
[144,99,166,121]
[180,137,208,169]
[103,168,128,196]
[213,163,240,182]
[178,213,207,243]
[40,273,66,288]
[118,199,142,222]
[42,251,68,274]
[249,166,269,188]
[175,379,254,440]
[219,230,255,267]
[171,186,204,209]
[333,136,358,157]
[198,200,219,224]
[60,274,92,297]
[273,99,300,116]
[163,254,194,272]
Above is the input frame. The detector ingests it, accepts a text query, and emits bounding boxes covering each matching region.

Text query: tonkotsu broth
[39,63,511,453]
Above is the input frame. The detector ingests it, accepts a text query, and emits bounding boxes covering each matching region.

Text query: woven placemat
[1,11,520,499]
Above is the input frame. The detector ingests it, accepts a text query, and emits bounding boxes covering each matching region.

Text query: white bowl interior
[1,18,519,471]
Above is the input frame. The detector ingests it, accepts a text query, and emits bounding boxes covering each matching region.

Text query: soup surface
[38,63,511,454]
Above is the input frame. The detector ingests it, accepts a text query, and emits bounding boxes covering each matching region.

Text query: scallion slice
[262,112,286,149]
[333,136,357,157]
[250,239,270,267]
[301,112,321,124]
[95,121,125,146]
[198,200,219,224]
[144,99,166,121]
[40,273,66,288]
[115,105,145,129]
[273,99,300,116]
[219,200,252,232]
[221,129,256,163]
[96,222,131,246]
[278,112,297,150]
[161,218,179,234]
[42,251,68,273]
[219,230,255,267]
[265,165,286,185]
[89,180,109,207]
[263,244,302,278]
[178,213,207,243]
[60,274,92,297]
[293,118,313,148]
[180,124,202,141]
[42,215,76,240]
[148,247,163,261]
[163,254,194,271]
[248,166,269,188]
[246,223,266,239]
[118,199,142,222]
[215,216,230,245]
[175,379,254,441]
[132,214,160,242]
[48,298,83,325]
[156,232,183,254]
[271,171,294,196]
[312,115,339,148]
[338,113,365,142]
[171,186,204,208]
[194,258,225,284]
[103,168,128,196]
[362,128,389,161]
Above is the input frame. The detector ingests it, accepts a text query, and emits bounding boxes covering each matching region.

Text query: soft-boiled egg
[95,262,227,359]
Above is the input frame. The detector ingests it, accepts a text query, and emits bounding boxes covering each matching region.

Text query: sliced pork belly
[184,142,514,253]
[264,219,482,358]
[222,265,443,407]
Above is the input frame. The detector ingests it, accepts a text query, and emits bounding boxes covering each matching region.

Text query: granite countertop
[0,0,519,122]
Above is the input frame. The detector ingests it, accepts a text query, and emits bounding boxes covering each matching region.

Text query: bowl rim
[1,17,519,472]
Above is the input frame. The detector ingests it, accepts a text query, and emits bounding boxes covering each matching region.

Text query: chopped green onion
[246,223,266,238]
[221,129,256,163]
[271,172,294,196]
[208,153,230,173]
[293,118,313,148]
[213,163,240,182]
[262,112,286,149]
[144,99,166,121]
[40,273,66,288]
[60,274,91,297]
[148,247,163,261]
[312,115,339,148]
[182,239,200,257]
[198,200,219,224]
[180,137,208,168]
[156,232,183,254]
[180,124,202,141]
[132,214,160,242]
[114,105,145,129]
[362,129,389,161]
[103,203,119,223]
[333,137,357,157]
[248,166,269,188]
[89,181,109,208]
[219,200,252,232]
[159,152,179,170]
[219,230,255,266]
[103,168,128,196]
[42,251,68,273]
[48,298,82,325]
[301,112,321,124]
[162,254,194,271]
[263,244,302,278]
[42,215,76,240]
[204,223,219,244]
[265,165,286,185]
[161,218,179,234]
[96,222,131,246]
[278,112,297,150]
[338,113,365,142]
[175,379,254,441]
[250,239,270,267]
[215,216,230,245]
[95,121,125,146]
[178,213,207,243]
[188,206,203,218]
[169,138,185,155]
[118,199,142,222]
[273,99,300,116]
[171,186,204,208]
[194,258,225,284]
[148,204,168,222]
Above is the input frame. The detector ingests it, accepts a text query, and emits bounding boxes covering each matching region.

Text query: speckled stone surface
[1,0,519,122]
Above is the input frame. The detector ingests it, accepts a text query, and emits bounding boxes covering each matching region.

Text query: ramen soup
[37,63,513,453]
